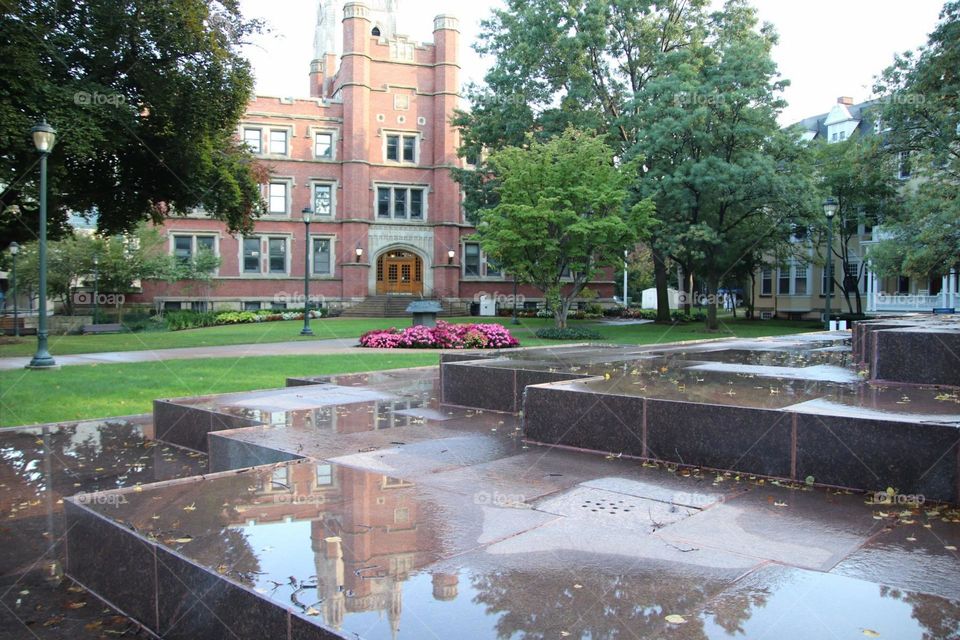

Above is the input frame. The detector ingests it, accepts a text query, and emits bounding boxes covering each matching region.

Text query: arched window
[371,26,381,36]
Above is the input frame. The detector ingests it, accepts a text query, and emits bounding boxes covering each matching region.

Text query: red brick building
[137,1,614,313]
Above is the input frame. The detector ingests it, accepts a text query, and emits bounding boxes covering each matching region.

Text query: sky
[237,0,945,125]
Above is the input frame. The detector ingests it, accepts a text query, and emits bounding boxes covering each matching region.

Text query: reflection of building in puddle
[235,394,435,433]
[234,463,443,633]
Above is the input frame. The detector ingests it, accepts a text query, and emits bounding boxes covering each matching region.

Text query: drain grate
[580,497,636,515]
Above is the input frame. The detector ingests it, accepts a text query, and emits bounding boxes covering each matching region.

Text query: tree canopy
[0,0,265,247]
[475,129,654,328]
[869,0,960,277]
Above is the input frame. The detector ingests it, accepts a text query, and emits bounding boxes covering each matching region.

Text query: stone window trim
[461,240,502,279]
[264,178,295,217]
[238,233,293,277]
[309,180,338,219]
[309,127,338,161]
[309,234,337,278]
[245,123,295,158]
[169,233,221,276]
[381,129,421,164]
[372,181,429,222]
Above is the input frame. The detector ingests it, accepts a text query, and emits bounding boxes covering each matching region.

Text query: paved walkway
[0,337,372,370]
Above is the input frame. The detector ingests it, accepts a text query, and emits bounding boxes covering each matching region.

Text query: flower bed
[164,309,325,331]
[359,321,519,349]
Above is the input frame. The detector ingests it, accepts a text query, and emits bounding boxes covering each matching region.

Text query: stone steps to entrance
[340,295,469,318]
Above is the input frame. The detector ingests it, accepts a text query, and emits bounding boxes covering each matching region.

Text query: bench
[933,308,956,315]
[82,323,126,335]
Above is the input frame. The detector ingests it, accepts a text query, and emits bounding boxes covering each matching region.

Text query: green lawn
[0,315,821,357]
[0,352,438,427]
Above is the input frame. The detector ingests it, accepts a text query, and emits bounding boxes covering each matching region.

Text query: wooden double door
[376,250,423,294]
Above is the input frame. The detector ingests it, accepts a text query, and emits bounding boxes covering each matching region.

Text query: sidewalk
[0,337,365,370]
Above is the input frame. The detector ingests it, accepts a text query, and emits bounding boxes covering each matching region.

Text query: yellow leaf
[862,629,881,637]
[665,614,687,625]
[183,503,196,512]
[305,607,320,617]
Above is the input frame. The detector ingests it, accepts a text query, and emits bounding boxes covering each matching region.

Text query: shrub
[359,321,519,349]
[163,308,325,331]
[534,327,602,340]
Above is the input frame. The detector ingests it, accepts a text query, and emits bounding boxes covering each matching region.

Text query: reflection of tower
[312,524,346,630]
[388,579,402,640]
[432,572,459,601]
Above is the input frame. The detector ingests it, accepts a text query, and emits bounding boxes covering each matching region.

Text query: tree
[869,0,960,277]
[475,129,654,328]
[453,0,711,322]
[626,0,817,330]
[812,137,901,314]
[0,0,265,245]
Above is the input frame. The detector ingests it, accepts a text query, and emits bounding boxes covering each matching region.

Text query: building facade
[135,0,614,313]
[750,96,958,320]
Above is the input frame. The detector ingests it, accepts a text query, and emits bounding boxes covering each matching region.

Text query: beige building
[751,97,958,320]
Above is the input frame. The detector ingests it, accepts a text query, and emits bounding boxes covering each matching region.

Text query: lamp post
[29,120,56,368]
[300,207,314,336]
[92,254,99,324]
[512,273,519,325]
[822,197,838,331]
[9,242,19,337]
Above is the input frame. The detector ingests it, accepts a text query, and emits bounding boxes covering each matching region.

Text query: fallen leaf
[665,614,687,625]
[862,629,881,637]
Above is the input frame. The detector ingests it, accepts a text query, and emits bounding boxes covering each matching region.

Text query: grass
[0,314,821,357]
[0,352,439,427]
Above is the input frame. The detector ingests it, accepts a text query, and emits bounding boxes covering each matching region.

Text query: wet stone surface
[6,332,960,639]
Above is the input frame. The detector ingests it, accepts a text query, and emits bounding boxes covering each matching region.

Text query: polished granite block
[873,328,960,386]
[523,385,644,456]
[289,612,346,640]
[441,361,519,411]
[208,432,304,473]
[154,399,261,452]
[645,399,794,478]
[156,546,293,640]
[796,413,959,501]
[64,499,158,629]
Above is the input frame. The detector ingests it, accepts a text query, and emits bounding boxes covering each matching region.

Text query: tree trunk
[653,248,671,323]
[554,300,570,329]
[747,272,756,319]
[704,276,720,331]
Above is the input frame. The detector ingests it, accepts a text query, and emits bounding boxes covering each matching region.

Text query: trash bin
[470,302,480,316]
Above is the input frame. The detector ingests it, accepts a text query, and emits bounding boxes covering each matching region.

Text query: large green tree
[812,137,901,314]
[0,0,265,246]
[475,129,654,328]
[626,0,816,330]
[869,0,960,277]
[453,0,710,322]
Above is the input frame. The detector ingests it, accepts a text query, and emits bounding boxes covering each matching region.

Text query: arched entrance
[376,250,423,294]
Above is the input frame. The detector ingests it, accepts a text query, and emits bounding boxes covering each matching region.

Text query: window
[269,130,288,155]
[271,466,289,489]
[315,132,333,159]
[376,186,426,220]
[897,276,910,294]
[312,238,332,275]
[760,267,773,296]
[268,237,286,273]
[464,243,481,277]
[778,267,791,295]
[268,182,287,215]
[486,258,502,278]
[173,235,217,264]
[316,464,333,486]
[313,184,333,216]
[385,133,417,163]
[173,236,192,263]
[839,131,847,141]
[243,128,261,153]
[794,264,808,295]
[898,151,912,179]
[243,301,261,311]
[371,26,381,36]
[243,238,261,273]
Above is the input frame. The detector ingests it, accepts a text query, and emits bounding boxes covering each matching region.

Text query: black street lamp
[300,207,314,337]
[822,196,838,331]
[512,273,519,325]
[9,241,19,337]
[29,120,56,368]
